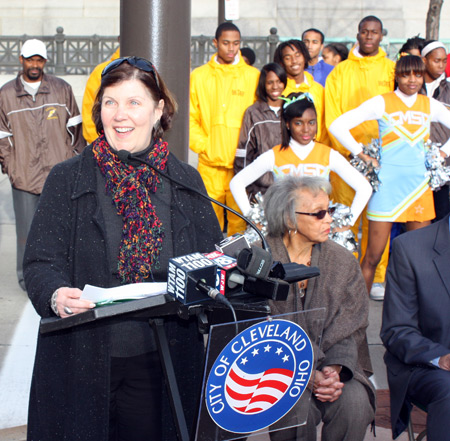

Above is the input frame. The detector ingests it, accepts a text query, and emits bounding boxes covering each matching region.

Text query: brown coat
[266,234,376,410]
[0,73,85,194]
[233,100,281,197]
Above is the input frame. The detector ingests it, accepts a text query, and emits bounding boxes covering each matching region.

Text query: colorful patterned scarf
[93,134,169,283]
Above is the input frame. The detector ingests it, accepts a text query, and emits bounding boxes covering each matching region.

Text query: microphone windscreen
[116,150,131,163]
[167,252,217,305]
[236,245,273,279]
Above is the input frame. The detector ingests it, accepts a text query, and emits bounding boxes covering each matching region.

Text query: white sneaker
[370,283,385,301]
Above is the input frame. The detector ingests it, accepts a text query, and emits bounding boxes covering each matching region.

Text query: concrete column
[120,0,191,161]
[218,0,225,25]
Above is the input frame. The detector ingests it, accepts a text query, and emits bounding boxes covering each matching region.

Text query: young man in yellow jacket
[325,16,395,300]
[190,22,259,235]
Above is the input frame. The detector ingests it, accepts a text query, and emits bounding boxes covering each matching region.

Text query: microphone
[271,261,320,284]
[203,251,244,296]
[194,279,233,307]
[166,251,236,309]
[215,234,251,258]
[167,252,218,305]
[236,245,273,280]
[116,149,133,163]
[115,149,270,252]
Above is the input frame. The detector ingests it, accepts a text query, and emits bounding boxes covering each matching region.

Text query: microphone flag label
[205,319,313,433]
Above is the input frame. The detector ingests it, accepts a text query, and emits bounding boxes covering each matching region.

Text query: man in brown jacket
[0,39,85,290]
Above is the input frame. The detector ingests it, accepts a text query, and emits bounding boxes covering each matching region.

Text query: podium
[195,308,325,440]
[40,294,324,441]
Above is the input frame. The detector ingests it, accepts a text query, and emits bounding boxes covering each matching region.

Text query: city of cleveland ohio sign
[205,319,314,433]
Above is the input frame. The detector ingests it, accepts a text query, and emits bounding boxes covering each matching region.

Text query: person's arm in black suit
[381,237,450,368]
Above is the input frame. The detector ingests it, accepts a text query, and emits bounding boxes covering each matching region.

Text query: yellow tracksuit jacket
[81,48,120,144]
[283,72,329,145]
[189,54,260,169]
[325,47,395,157]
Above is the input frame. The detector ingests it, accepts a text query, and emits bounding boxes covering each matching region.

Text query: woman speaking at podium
[23,57,222,441]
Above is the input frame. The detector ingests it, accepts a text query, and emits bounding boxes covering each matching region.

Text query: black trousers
[109,351,163,441]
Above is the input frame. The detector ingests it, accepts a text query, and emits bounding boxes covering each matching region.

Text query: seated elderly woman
[262,176,375,441]
[23,57,222,441]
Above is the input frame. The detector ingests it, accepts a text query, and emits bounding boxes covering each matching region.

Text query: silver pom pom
[243,192,268,244]
[424,140,450,191]
[350,139,382,192]
[329,203,358,253]
[329,229,358,253]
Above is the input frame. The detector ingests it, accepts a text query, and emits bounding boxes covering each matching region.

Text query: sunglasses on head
[101,56,160,89]
[295,206,336,220]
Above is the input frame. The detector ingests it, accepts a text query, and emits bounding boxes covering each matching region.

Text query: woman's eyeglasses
[295,206,336,220]
[101,56,160,89]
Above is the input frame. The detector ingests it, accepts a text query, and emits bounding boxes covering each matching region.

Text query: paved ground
[0,175,423,440]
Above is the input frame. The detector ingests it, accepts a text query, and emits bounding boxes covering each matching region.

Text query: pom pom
[243,192,268,244]
[424,140,450,191]
[329,203,358,253]
[350,139,382,192]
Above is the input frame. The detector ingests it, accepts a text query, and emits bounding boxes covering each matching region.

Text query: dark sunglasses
[101,56,160,89]
[295,206,336,220]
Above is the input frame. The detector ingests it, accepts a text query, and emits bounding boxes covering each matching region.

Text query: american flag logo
[225,362,294,414]
[204,319,314,435]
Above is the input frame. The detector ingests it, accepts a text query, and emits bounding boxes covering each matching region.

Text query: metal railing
[1,27,449,75]
[0,27,120,75]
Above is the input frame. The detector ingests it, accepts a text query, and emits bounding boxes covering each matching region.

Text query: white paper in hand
[81,282,167,304]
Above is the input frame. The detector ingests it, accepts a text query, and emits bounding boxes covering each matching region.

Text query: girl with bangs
[230,92,372,228]
[330,55,450,295]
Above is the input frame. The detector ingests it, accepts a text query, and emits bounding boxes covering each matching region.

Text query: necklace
[298,258,311,298]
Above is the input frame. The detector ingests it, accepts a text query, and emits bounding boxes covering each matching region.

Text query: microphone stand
[116,149,271,253]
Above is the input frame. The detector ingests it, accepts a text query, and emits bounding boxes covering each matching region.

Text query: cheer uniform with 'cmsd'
[369,92,433,222]
[229,138,372,226]
[330,89,450,223]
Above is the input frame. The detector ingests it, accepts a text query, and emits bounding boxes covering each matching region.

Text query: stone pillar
[218,0,225,25]
[120,0,191,161]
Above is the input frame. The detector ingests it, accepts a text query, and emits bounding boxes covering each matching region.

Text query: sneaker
[370,283,385,301]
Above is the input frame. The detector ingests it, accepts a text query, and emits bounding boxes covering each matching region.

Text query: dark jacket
[0,73,85,194]
[431,77,450,152]
[233,100,281,197]
[381,215,450,438]
[23,145,223,441]
[421,76,450,164]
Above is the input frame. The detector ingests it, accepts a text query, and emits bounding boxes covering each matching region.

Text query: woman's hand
[358,152,379,168]
[439,149,448,159]
[55,287,96,318]
[312,366,344,403]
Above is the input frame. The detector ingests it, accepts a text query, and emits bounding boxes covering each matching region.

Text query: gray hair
[263,176,331,236]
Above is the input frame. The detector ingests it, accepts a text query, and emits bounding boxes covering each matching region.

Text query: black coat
[381,214,450,438]
[24,146,223,440]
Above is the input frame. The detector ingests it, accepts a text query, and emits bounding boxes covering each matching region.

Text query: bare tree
[426,0,444,40]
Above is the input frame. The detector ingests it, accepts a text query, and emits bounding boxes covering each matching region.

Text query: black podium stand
[40,293,271,441]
